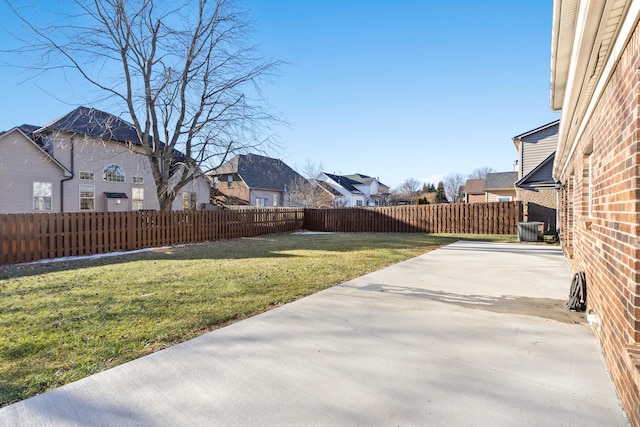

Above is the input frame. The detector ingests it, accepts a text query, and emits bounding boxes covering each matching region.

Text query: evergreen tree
[436,182,448,203]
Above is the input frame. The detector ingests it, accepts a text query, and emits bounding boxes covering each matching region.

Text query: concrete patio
[0,240,629,426]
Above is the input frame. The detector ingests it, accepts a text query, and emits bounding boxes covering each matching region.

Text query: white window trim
[33,181,53,211]
[79,171,95,181]
[182,191,197,210]
[103,164,126,183]
[79,184,95,211]
[132,187,144,211]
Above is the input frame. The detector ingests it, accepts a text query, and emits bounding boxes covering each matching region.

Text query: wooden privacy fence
[304,202,522,234]
[0,208,305,265]
[0,202,521,265]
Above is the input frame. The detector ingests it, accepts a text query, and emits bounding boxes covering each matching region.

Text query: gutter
[60,136,75,212]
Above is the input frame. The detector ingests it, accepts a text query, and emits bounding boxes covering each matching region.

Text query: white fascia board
[557,0,639,179]
[554,0,606,177]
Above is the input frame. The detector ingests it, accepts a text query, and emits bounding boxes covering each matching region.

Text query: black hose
[566,271,587,311]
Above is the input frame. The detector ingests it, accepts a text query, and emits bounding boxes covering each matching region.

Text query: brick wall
[215,175,250,205]
[516,187,557,231]
[558,20,640,425]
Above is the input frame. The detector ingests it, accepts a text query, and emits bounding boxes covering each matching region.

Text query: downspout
[60,136,75,212]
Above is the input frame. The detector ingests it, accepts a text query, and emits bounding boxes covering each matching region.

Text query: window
[273,194,279,206]
[227,175,233,188]
[498,196,512,202]
[182,192,197,210]
[356,200,363,206]
[79,171,94,181]
[132,187,144,211]
[33,182,52,211]
[213,176,219,189]
[103,165,125,182]
[256,197,267,206]
[79,184,95,210]
[132,176,144,184]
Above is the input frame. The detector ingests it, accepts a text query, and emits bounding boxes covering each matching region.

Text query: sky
[0,1,559,189]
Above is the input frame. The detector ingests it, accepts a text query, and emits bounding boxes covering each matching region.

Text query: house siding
[0,130,65,213]
[523,159,555,185]
[466,193,485,203]
[485,190,516,202]
[556,17,640,423]
[250,189,282,207]
[49,132,160,212]
[0,128,210,213]
[520,125,559,178]
[171,175,212,211]
[215,174,250,204]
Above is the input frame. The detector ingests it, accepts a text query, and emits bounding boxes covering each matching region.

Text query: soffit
[551,0,580,111]
[553,0,631,178]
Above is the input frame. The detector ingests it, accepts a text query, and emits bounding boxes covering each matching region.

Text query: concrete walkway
[0,241,630,426]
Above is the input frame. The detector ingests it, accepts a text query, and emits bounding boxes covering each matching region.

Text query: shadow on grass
[0,233,513,280]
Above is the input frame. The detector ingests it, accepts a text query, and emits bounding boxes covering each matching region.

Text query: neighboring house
[482,172,517,202]
[314,181,344,207]
[341,173,391,206]
[317,173,390,207]
[462,179,485,203]
[512,120,559,231]
[0,107,210,213]
[316,173,365,206]
[209,153,304,207]
[550,0,640,422]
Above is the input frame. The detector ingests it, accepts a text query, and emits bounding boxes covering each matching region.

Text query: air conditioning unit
[518,222,544,242]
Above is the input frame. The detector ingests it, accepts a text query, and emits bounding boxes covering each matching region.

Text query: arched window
[103,165,125,182]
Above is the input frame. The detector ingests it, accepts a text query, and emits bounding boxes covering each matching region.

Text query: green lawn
[0,232,516,406]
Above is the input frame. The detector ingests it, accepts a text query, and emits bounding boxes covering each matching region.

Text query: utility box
[518,222,544,242]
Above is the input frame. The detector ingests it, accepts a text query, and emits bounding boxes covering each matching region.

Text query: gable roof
[37,106,144,145]
[512,120,560,141]
[211,154,304,191]
[316,180,343,197]
[0,127,71,176]
[463,179,485,195]
[483,172,518,191]
[323,173,364,195]
[343,173,389,190]
[515,152,556,187]
[512,120,560,153]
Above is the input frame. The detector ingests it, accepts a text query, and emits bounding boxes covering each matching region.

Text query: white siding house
[316,173,367,207]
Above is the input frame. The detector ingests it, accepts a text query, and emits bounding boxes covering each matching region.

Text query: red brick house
[551,1,640,423]
[462,179,485,203]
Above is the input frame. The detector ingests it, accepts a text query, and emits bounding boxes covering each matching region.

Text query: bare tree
[394,177,422,203]
[443,173,465,203]
[297,158,324,180]
[285,159,330,208]
[468,167,496,180]
[7,0,281,210]
[286,177,332,208]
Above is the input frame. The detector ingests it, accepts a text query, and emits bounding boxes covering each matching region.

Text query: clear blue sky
[0,0,558,189]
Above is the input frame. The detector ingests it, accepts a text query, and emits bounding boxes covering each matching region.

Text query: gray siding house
[0,107,211,213]
[512,120,559,230]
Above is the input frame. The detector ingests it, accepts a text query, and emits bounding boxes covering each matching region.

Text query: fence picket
[0,203,520,265]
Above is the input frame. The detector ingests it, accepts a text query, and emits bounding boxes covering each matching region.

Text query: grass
[0,232,516,406]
